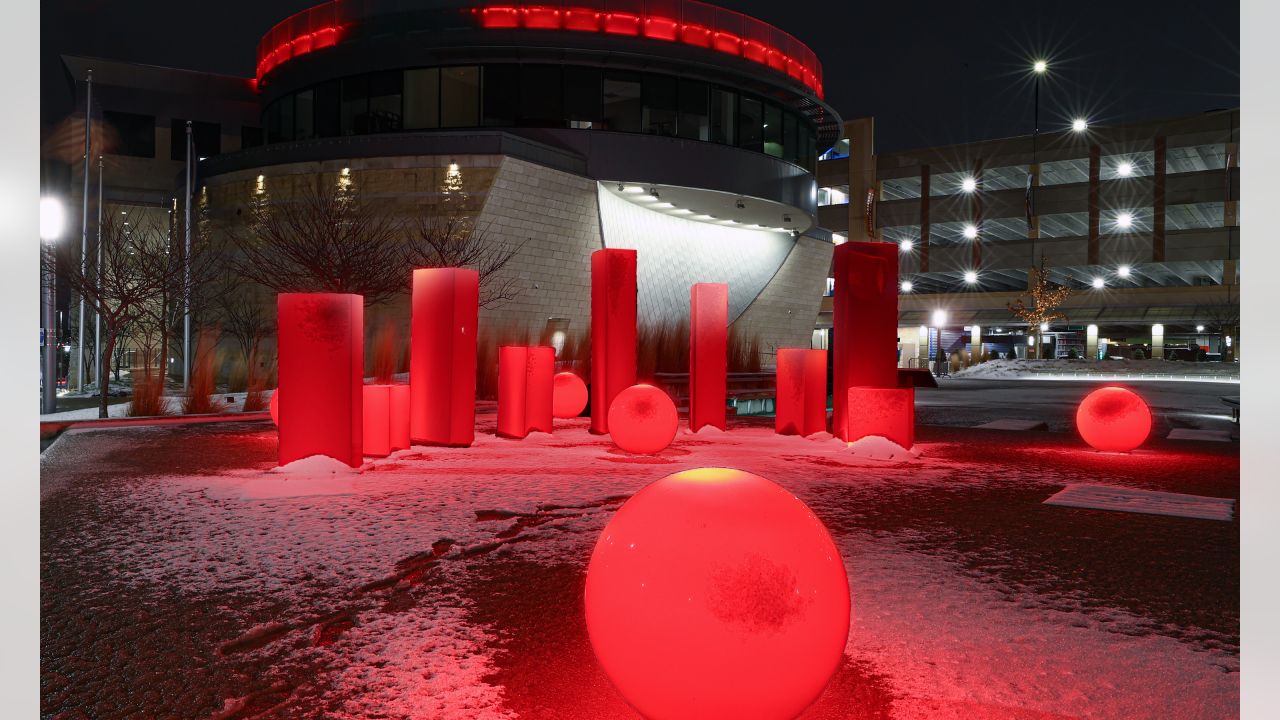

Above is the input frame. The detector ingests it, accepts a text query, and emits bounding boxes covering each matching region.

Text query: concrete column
[1151,324,1164,361]
[1087,145,1101,265]
[1027,163,1041,240]
[845,117,877,242]
[1086,324,1099,361]
[917,325,929,367]
[1153,136,1167,261]
[919,165,930,272]
[1225,141,1239,227]
[969,325,982,366]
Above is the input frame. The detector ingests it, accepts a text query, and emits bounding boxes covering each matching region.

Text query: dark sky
[42,0,1238,152]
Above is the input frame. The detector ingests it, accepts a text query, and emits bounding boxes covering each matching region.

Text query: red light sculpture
[389,384,410,451]
[607,384,678,455]
[832,242,901,442]
[845,386,915,449]
[1076,386,1152,452]
[591,249,637,434]
[689,283,728,432]
[411,268,478,447]
[276,293,364,468]
[269,389,280,426]
[362,384,391,457]
[553,371,589,419]
[498,346,555,439]
[776,348,828,436]
[585,468,850,720]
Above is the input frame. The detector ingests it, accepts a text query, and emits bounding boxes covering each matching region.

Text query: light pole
[94,156,103,389]
[76,69,93,393]
[1030,60,1047,268]
[40,197,65,414]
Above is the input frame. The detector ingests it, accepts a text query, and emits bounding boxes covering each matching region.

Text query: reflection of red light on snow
[1077,386,1152,452]
[552,372,588,419]
[585,467,850,719]
[607,384,677,454]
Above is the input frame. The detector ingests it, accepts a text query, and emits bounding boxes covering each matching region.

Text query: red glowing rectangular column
[591,249,637,433]
[775,348,827,436]
[277,293,364,467]
[389,384,410,451]
[411,268,479,447]
[845,386,915,448]
[498,346,555,439]
[832,241,900,442]
[363,385,391,457]
[689,283,728,432]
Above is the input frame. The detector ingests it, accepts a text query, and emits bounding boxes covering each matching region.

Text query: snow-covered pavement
[40,409,1238,720]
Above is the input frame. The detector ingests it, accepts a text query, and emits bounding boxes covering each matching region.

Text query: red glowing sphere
[269,389,279,426]
[607,384,678,454]
[552,371,589,419]
[1076,386,1152,452]
[585,468,851,720]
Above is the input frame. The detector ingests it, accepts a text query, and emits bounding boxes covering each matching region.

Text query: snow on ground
[40,412,1238,719]
[952,358,1239,382]
[40,389,275,422]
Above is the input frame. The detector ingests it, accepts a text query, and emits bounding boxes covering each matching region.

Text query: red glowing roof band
[257,3,824,98]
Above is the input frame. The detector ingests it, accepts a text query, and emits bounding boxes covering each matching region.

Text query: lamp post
[1030,60,1047,268]
[40,197,65,414]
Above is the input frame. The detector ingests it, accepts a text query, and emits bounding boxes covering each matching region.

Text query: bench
[651,372,777,416]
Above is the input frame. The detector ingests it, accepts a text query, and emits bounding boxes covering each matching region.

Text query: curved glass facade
[262,63,818,170]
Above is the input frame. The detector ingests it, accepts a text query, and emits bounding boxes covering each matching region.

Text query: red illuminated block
[590,249,637,434]
[712,31,741,55]
[389,384,410,451]
[497,346,555,439]
[845,386,915,449]
[689,283,727,432]
[776,348,827,436]
[479,6,520,28]
[832,241,899,442]
[276,293,363,468]
[411,268,478,447]
[643,16,678,41]
[563,8,600,31]
[363,385,391,457]
[681,23,712,47]
[521,6,562,29]
[603,12,640,35]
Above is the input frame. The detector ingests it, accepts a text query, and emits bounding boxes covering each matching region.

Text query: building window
[677,79,709,141]
[315,80,341,137]
[762,103,783,158]
[440,66,480,127]
[367,70,403,132]
[265,98,293,144]
[709,88,736,145]
[340,75,369,135]
[482,64,519,127]
[102,111,155,158]
[738,97,763,152]
[240,125,264,149]
[405,68,441,130]
[782,112,798,164]
[520,65,563,126]
[642,74,678,136]
[602,72,642,133]
[169,119,220,161]
[564,66,602,127]
[294,89,315,140]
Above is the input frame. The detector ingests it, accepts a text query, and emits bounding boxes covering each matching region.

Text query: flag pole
[95,155,103,387]
[76,69,92,393]
[183,121,192,394]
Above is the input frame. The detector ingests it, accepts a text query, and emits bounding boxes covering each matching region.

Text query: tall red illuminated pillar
[411,268,478,447]
[776,348,827,436]
[277,293,364,467]
[689,283,728,432]
[497,346,555,439]
[832,241,899,441]
[590,249,637,434]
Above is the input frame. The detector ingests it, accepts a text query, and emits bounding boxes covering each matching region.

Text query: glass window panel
[482,64,519,127]
[169,119,220,159]
[404,68,440,129]
[564,66,602,125]
[738,97,763,152]
[341,75,369,135]
[762,103,783,158]
[294,90,315,140]
[782,112,798,163]
[441,66,480,127]
[642,74,677,136]
[266,98,294,144]
[677,79,708,140]
[241,125,264,148]
[367,70,403,133]
[315,80,341,137]
[102,111,155,157]
[602,73,642,133]
[709,88,735,145]
[520,65,562,126]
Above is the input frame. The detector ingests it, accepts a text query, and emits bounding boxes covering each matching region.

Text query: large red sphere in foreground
[585,468,851,720]
[1076,385,1152,452]
[552,371,588,418]
[607,384,678,454]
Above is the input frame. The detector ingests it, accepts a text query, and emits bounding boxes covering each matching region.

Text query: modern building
[816,110,1240,364]
[50,0,844,387]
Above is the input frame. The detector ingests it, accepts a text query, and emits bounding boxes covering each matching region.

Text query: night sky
[41,0,1238,153]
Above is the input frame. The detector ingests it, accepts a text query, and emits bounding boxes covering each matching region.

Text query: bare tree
[213,273,276,390]
[228,179,408,305]
[1007,256,1073,359]
[405,209,524,308]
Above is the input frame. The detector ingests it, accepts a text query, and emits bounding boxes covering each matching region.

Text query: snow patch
[847,435,921,462]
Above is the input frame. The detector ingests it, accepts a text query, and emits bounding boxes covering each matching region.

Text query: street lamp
[961,176,977,193]
[899,239,913,252]
[1091,276,1105,289]
[962,224,978,240]
[1116,161,1134,177]
[1033,60,1048,74]
[1071,118,1088,132]
[900,280,913,292]
[963,270,978,285]
[40,197,65,414]
[1117,264,1132,278]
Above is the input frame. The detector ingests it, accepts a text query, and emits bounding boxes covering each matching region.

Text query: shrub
[182,328,226,415]
[127,376,169,417]
[1132,349,1146,360]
